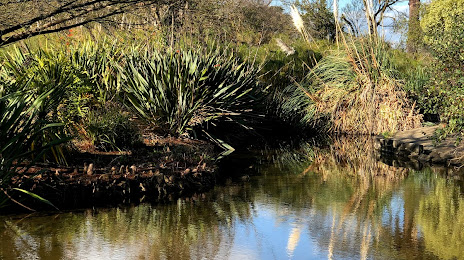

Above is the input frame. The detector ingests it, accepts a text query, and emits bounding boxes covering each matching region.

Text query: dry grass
[287,7,423,135]
[314,41,423,134]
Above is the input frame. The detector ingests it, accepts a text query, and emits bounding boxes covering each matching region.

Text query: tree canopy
[0,0,165,46]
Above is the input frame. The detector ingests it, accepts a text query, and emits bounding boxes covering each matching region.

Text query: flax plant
[122,47,261,136]
[0,86,68,209]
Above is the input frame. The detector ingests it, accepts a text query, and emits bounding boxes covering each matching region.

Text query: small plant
[85,103,141,151]
[381,131,394,138]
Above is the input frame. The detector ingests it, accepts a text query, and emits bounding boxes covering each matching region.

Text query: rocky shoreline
[375,125,464,168]
[3,137,219,212]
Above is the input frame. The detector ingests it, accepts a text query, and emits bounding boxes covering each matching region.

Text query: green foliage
[294,0,336,41]
[0,46,72,164]
[417,178,464,259]
[85,103,141,151]
[422,0,464,70]
[68,39,123,103]
[420,0,464,139]
[122,48,261,135]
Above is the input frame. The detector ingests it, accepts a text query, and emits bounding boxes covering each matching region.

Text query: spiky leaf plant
[0,46,74,164]
[122,48,261,135]
[0,91,68,209]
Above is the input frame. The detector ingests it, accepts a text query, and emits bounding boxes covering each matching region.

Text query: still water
[1,138,464,260]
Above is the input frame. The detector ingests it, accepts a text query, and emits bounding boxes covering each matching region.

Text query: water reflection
[1,137,464,259]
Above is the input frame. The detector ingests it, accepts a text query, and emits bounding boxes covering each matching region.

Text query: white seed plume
[290,5,305,36]
[333,0,339,23]
[276,38,295,56]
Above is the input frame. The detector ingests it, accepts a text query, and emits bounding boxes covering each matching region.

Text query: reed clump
[281,6,423,135]
[312,39,423,134]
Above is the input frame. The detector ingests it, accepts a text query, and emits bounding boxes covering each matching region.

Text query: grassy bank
[1,0,464,211]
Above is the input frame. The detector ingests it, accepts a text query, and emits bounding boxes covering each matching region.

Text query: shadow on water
[1,136,464,259]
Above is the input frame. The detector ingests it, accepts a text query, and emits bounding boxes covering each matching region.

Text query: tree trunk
[407,0,421,53]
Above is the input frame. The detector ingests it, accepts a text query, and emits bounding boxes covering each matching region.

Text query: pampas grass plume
[290,5,305,35]
[276,38,295,56]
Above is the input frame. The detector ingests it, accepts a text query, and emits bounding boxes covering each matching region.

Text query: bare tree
[0,0,164,46]
[341,0,404,36]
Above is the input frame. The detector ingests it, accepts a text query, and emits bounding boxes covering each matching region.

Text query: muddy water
[1,138,464,259]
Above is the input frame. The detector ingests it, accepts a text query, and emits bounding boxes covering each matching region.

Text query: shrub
[421,0,464,140]
[0,85,68,208]
[422,0,464,71]
[0,46,72,164]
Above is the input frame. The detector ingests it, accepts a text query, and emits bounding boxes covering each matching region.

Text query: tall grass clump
[84,103,141,151]
[311,39,422,134]
[278,6,422,135]
[122,48,261,136]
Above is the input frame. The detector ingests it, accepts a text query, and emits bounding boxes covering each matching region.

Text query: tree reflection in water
[1,137,463,259]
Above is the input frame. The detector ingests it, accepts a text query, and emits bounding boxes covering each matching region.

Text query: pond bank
[4,136,218,212]
[376,125,464,168]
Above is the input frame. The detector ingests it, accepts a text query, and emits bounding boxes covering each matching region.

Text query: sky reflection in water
[1,137,463,260]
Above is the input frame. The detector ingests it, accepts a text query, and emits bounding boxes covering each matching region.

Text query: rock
[418,154,429,162]
[449,157,464,165]
[413,145,424,155]
[87,163,94,175]
[430,152,446,164]
[409,152,420,160]
[398,143,408,152]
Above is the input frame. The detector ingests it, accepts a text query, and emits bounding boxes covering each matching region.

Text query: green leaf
[13,188,59,210]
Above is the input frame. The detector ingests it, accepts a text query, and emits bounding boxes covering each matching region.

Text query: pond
[1,138,464,259]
